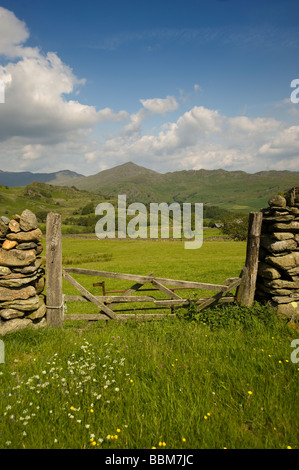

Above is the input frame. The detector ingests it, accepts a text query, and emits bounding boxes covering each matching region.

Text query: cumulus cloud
[140,95,178,114]
[0,6,128,170]
[91,104,299,173]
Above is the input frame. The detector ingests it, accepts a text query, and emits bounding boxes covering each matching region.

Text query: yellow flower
[182,437,186,442]
[159,441,163,446]
[279,360,282,364]
[152,447,156,449]
[162,442,166,447]
[117,428,121,433]
[90,409,94,413]
[70,406,74,410]
[273,427,277,431]
[248,391,253,395]
[268,355,272,357]
[204,415,208,420]
[287,446,292,449]
[114,435,118,439]
[92,441,96,446]
[207,413,211,416]
[130,379,134,383]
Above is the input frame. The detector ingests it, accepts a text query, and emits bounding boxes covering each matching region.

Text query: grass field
[0,235,298,449]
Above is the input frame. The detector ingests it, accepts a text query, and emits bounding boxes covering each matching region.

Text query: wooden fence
[45,211,263,327]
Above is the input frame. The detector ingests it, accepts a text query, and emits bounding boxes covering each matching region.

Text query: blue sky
[0,0,299,175]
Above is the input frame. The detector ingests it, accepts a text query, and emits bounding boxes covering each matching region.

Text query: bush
[177,300,282,330]
[81,202,95,215]
[220,212,249,241]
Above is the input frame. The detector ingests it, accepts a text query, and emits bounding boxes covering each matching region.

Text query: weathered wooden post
[46,212,63,327]
[236,211,263,307]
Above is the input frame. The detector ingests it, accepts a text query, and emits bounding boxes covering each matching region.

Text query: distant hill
[0,169,84,187]
[0,162,298,212]
[56,162,299,212]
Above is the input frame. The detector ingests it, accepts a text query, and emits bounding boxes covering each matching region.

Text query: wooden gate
[45,211,263,327]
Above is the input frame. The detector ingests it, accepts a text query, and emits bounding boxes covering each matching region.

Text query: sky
[0,0,299,176]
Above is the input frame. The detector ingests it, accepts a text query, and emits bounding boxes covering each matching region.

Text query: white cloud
[0,6,128,170]
[140,95,178,114]
[90,104,299,174]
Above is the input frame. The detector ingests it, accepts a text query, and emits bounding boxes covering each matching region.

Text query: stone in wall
[0,210,46,336]
[255,187,299,321]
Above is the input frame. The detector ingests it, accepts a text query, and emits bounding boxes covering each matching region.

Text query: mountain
[64,161,160,191]
[0,162,298,212]
[58,163,299,212]
[0,169,84,187]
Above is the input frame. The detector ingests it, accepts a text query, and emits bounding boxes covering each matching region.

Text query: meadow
[0,234,298,449]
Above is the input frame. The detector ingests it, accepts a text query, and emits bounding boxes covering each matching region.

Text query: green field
[0,236,298,449]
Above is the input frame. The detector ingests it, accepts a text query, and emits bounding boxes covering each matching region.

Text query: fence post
[46,212,63,327]
[236,211,263,307]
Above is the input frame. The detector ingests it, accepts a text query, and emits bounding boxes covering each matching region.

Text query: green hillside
[0,182,116,233]
[58,163,299,212]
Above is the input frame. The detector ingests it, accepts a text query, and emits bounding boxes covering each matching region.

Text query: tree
[220,213,249,241]
[81,202,94,215]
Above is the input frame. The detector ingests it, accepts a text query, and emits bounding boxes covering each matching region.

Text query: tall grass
[0,307,298,449]
[0,237,298,449]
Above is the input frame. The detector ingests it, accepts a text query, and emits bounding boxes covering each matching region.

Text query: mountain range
[0,162,298,212]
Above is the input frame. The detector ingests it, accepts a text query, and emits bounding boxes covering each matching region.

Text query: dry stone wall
[0,210,46,336]
[255,187,299,319]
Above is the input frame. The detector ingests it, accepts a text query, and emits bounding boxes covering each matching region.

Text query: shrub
[177,299,283,330]
[220,212,249,241]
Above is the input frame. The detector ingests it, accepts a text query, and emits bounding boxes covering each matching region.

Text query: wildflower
[152,447,156,449]
[117,429,121,433]
[130,379,134,383]
[287,446,292,449]
[90,409,94,413]
[248,391,253,396]
[204,415,208,420]
[182,437,186,442]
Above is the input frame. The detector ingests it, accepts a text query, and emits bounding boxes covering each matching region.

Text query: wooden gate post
[46,212,63,327]
[236,211,263,307]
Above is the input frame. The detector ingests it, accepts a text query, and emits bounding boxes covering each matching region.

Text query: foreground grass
[0,309,298,450]
[0,237,298,449]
